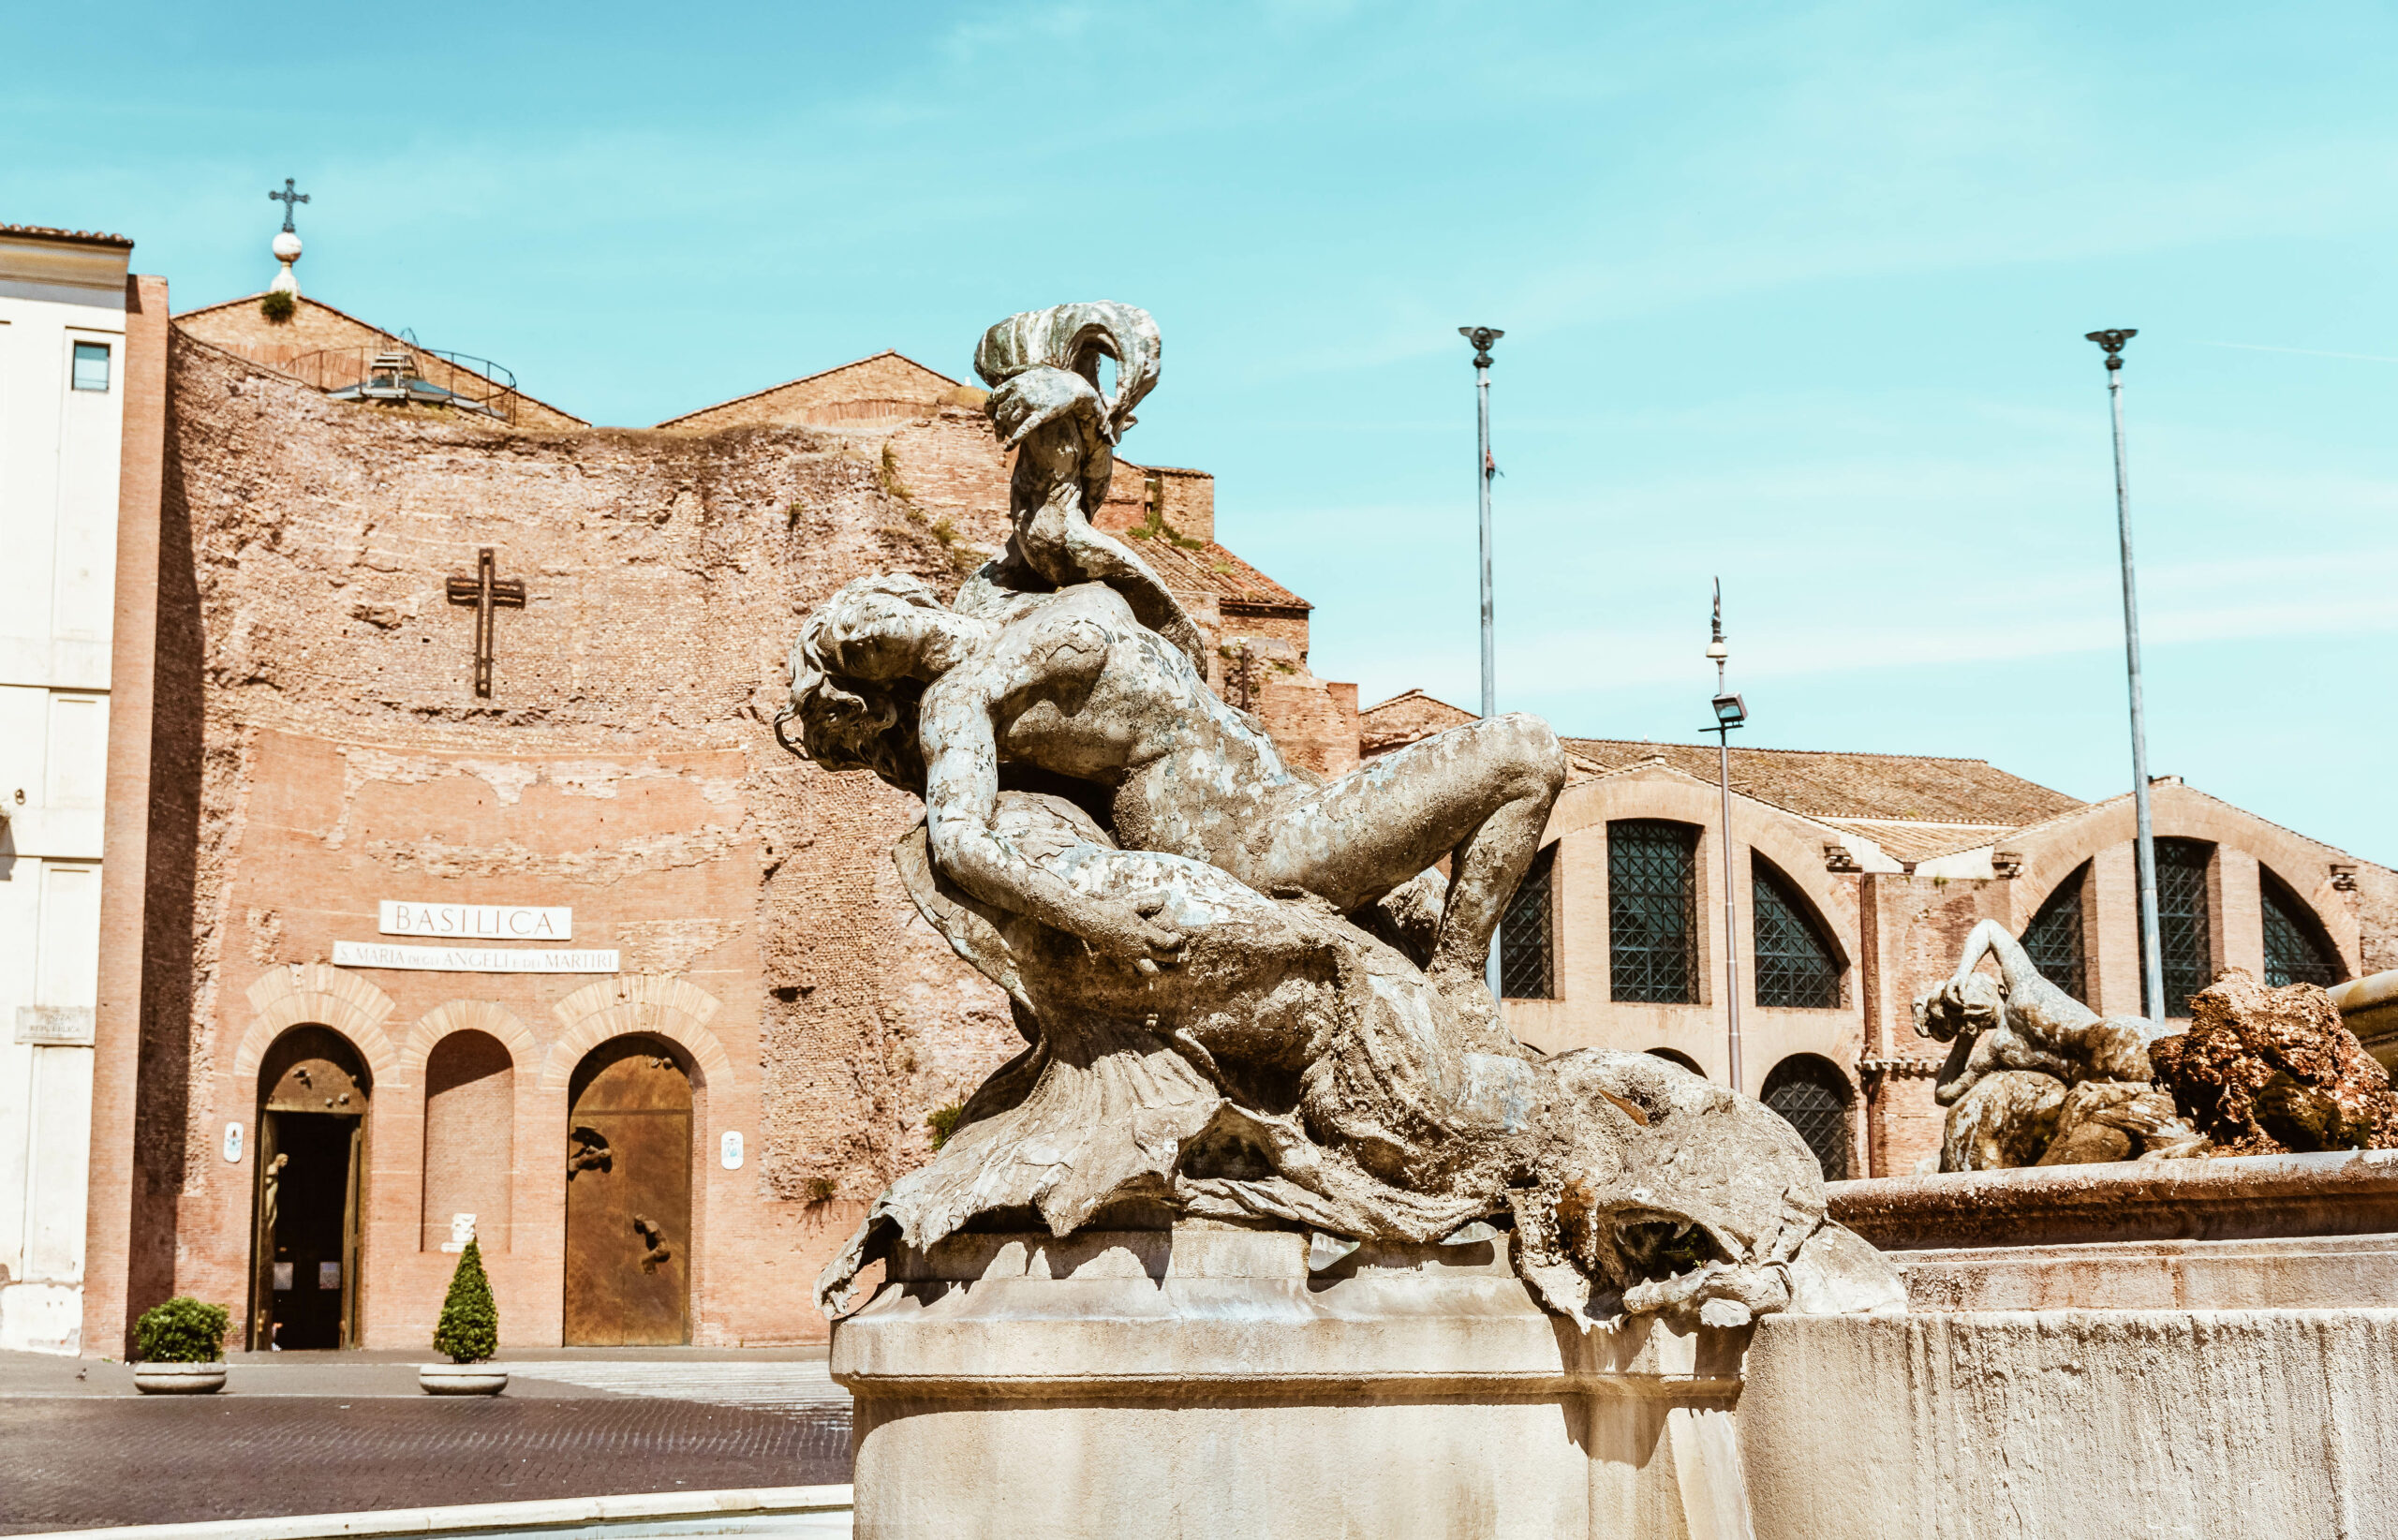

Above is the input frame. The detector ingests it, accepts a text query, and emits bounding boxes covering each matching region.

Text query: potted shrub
[421,1236,507,1395]
[132,1297,229,1395]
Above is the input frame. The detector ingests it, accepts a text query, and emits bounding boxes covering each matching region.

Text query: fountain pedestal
[831,1222,1754,1540]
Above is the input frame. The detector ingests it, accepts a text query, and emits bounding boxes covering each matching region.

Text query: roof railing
[279,343,523,423]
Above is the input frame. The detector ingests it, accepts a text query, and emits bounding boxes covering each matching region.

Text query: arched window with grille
[1498,843,1557,1000]
[1751,859,1839,1008]
[2260,867,2342,988]
[1759,1054,1852,1181]
[2145,838,2214,1019]
[1609,821,1698,1004]
[2019,864,2089,1004]
[1646,1047,1704,1077]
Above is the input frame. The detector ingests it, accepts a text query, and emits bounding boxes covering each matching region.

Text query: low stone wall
[1829,1148,2398,1249]
[835,1210,2398,1537]
[1742,1309,2398,1539]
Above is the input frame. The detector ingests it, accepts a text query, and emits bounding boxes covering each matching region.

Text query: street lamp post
[2086,327,2166,1022]
[1461,325,1504,1002]
[1706,581,1747,1093]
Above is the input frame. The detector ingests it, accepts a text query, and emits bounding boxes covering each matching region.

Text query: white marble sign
[378,901,573,940]
[333,940,619,973]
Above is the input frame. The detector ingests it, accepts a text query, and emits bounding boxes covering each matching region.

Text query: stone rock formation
[2150,970,2398,1155]
[789,304,1904,1334]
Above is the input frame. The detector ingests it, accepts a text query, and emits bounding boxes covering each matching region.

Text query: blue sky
[9,1,2395,860]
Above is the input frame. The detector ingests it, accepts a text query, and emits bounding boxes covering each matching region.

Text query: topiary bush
[135,1296,229,1363]
[432,1236,498,1364]
[259,289,296,323]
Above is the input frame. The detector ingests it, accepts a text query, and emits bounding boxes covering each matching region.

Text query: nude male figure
[785,573,1565,1020]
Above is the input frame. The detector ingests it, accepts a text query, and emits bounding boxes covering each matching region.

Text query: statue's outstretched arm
[1947,919,2009,988]
[1960,917,2101,1036]
[919,683,1182,972]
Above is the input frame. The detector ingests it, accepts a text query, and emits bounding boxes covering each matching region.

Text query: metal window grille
[2261,872,2340,988]
[1499,843,1557,1000]
[1760,1057,1851,1181]
[2144,838,2213,1019]
[1751,866,1838,1009]
[1609,821,1696,1004]
[2019,866,2089,1004]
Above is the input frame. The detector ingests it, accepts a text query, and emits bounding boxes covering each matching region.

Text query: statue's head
[973,303,1161,440]
[1914,971,2003,1043]
[780,572,948,791]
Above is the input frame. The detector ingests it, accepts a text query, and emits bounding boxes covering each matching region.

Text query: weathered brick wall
[139,331,1367,1347]
[153,333,1026,1345]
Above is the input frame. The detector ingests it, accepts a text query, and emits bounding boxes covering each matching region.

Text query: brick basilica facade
[74,279,2397,1355]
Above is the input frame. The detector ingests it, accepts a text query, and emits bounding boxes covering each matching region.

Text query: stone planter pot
[133,1361,227,1395]
[419,1362,509,1396]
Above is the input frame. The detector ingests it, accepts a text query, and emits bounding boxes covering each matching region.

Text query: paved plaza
[0,1350,851,1535]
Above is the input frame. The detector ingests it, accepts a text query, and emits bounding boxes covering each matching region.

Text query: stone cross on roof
[269,178,309,233]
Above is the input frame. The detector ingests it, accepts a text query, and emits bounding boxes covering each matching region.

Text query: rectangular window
[71,340,111,392]
[2144,838,2213,1018]
[1499,843,1557,1000]
[1609,820,1697,1004]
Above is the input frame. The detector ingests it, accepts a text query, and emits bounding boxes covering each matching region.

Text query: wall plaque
[333,940,619,974]
[14,1005,95,1045]
[379,901,572,940]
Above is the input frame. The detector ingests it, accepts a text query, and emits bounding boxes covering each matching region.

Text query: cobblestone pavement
[0,1352,851,1535]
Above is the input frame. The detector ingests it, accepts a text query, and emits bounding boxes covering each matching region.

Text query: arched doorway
[1760,1054,1853,1181]
[564,1035,692,1345]
[1646,1047,1705,1077]
[250,1026,371,1350]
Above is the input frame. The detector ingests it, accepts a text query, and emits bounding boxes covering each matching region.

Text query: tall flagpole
[2086,328,2165,1021]
[1461,326,1504,1001]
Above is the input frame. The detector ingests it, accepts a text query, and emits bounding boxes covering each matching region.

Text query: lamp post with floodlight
[1461,325,1504,1002]
[1706,581,1747,1092]
[2086,327,2167,1023]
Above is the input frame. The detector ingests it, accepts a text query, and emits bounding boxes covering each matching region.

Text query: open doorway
[249,1027,369,1350]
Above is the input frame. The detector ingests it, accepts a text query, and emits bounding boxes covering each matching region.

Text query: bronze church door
[564,1037,692,1345]
[250,1028,369,1351]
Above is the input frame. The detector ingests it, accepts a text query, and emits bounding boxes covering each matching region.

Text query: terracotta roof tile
[1138,538,1310,611]
[1561,738,2084,827]
[0,223,133,248]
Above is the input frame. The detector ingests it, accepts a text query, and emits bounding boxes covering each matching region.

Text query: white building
[0,224,131,1353]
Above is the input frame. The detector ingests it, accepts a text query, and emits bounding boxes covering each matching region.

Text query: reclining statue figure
[1915,919,2206,1170]
[785,304,1904,1332]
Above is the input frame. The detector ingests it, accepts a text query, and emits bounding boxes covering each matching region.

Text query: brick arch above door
[540,974,732,1091]
[235,962,399,1083]
[402,1000,541,1080]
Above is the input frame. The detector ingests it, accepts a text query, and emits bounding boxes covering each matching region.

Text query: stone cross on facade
[445,548,525,699]
[269,177,310,234]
